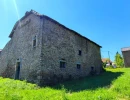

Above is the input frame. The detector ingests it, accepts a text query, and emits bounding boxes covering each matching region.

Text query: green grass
[0,68,130,100]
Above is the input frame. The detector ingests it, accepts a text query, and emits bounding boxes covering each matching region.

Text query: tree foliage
[115,52,124,67]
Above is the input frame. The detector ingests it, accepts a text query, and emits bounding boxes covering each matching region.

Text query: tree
[115,52,124,67]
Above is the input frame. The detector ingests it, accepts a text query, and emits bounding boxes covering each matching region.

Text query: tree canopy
[115,52,124,67]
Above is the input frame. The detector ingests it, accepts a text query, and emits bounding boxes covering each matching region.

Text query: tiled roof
[102,58,112,63]
[121,47,130,52]
[9,10,102,48]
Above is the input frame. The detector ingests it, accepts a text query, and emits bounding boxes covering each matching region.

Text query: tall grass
[0,68,130,100]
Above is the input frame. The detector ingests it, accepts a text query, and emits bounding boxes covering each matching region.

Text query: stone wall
[0,12,102,85]
[122,51,130,67]
[39,17,102,85]
[0,13,42,83]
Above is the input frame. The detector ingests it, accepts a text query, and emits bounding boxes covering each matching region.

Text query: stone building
[0,10,102,85]
[121,47,130,67]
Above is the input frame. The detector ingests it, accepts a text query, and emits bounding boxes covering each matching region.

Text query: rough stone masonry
[0,10,102,85]
[121,47,130,67]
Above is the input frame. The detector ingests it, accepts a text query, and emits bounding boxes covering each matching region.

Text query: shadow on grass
[52,71,124,92]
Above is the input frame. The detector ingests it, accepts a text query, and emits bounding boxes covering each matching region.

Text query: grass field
[0,68,130,100]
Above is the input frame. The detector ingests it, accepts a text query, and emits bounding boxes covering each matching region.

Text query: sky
[0,0,130,61]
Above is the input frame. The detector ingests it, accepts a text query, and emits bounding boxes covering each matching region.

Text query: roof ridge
[9,10,101,48]
[30,9,42,16]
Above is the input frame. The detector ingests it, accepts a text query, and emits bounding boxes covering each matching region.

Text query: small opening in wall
[77,64,81,69]
[60,60,66,68]
[90,66,95,75]
[78,50,82,56]
[33,36,37,48]
[91,66,94,70]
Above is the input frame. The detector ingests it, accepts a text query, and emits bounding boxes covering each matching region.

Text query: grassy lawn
[0,68,130,100]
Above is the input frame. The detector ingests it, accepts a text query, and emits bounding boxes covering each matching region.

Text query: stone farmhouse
[121,47,130,67]
[0,10,102,85]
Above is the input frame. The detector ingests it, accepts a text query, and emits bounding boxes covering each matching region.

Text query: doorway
[15,60,21,80]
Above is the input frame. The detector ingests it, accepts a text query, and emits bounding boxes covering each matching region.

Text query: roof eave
[42,15,102,48]
[8,10,102,48]
[121,47,130,52]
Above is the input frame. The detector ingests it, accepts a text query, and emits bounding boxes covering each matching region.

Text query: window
[60,60,66,68]
[78,50,82,56]
[33,36,37,48]
[77,64,81,69]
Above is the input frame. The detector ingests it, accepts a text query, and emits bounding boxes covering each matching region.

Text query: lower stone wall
[122,51,130,67]
[38,36,102,85]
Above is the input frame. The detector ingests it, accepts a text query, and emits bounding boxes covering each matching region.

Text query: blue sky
[0,0,130,61]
